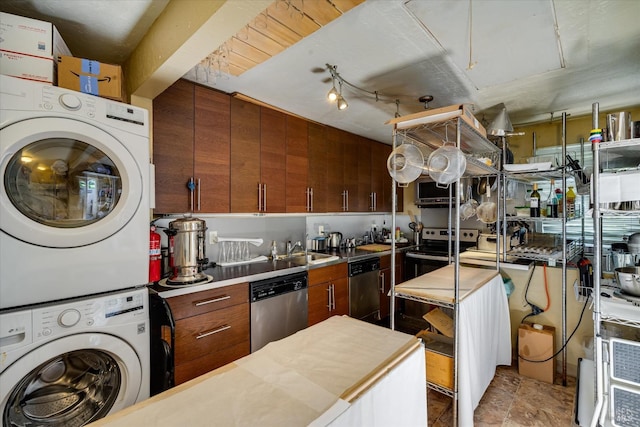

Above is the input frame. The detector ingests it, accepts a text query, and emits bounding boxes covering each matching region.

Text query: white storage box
[0,12,70,58]
[0,12,71,83]
[0,51,55,83]
[593,170,640,204]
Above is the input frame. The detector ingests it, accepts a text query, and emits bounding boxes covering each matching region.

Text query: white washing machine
[0,75,151,309]
[0,287,150,426]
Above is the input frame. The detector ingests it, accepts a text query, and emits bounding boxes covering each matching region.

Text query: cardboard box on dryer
[0,11,71,83]
[57,55,125,102]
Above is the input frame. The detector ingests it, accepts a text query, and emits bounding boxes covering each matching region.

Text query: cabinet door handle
[370,192,375,211]
[374,192,377,211]
[188,177,195,211]
[197,178,201,211]
[263,183,267,212]
[196,324,231,339]
[194,295,231,306]
[380,271,385,293]
[326,284,332,311]
[310,187,314,212]
[257,183,262,212]
[345,190,349,211]
[331,283,336,310]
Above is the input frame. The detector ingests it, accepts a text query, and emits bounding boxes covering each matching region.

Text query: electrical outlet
[209,230,218,244]
[318,225,324,234]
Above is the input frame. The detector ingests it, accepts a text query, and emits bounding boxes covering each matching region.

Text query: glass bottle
[566,186,576,219]
[546,179,558,218]
[530,183,541,217]
[555,185,563,214]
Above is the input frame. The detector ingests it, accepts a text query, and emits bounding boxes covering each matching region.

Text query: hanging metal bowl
[427,143,466,185]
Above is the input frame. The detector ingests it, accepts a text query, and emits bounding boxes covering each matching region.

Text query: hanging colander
[387,143,425,184]
[427,142,467,185]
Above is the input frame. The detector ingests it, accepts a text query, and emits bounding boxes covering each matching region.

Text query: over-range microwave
[415,178,473,207]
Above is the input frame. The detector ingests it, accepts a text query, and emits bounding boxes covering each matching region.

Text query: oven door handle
[406,253,450,262]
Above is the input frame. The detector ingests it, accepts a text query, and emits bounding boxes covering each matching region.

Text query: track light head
[327,84,339,102]
[337,95,348,110]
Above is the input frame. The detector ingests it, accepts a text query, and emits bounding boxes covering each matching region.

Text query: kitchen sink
[280,252,340,266]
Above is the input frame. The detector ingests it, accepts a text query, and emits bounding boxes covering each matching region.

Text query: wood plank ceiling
[200,0,364,77]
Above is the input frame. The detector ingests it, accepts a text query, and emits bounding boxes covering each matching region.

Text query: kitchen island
[90,316,427,427]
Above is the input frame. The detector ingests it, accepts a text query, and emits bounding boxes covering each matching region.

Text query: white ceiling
[2,0,639,144]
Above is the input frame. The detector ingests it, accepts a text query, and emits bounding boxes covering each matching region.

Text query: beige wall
[501,265,593,378]
[509,106,640,163]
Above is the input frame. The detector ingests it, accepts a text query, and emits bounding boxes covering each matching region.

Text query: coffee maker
[164,217,209,285]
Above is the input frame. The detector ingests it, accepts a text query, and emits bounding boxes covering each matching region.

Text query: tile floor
[427,365,577,426]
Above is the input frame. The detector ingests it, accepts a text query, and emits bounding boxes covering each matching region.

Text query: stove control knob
[58,309,81,327]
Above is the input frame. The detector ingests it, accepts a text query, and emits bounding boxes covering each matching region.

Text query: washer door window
[1,334,142,426]
[1,118,142,248]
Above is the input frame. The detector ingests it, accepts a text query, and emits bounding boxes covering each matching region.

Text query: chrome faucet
[287,240,305,257]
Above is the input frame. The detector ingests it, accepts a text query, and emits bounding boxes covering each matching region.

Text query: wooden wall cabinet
[166,283,250,385]
[286,115,309,213]
[230,98,261,212]
[154,80,400,214]
[308,263,349,326]
[259,108,286,213]
[153,80,230,214]
[307,122,328,212]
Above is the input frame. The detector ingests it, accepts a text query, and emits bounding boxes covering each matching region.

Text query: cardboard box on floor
[518,322,555,383]
[57,55,125,102]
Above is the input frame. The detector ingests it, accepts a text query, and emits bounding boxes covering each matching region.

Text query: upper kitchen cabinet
[230,98,261,212]
[194,86,230,212]
[357,135,372,212]
[342,130,361,211]
[325,127,345,212]
[259,108,286,213]
[153,80,194,213]
[371,141,403,212]
[153,80,231,214]
[308,122,328,212]
[286,115,309,213]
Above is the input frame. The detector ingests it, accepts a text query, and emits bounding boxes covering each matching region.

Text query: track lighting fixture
[327,75,339,102]
[325,63,429,115]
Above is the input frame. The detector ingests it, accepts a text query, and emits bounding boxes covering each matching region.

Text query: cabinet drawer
[167,282,248,320]
[174,340,249,385]
[174,303,249,365]
[308,262,347,285]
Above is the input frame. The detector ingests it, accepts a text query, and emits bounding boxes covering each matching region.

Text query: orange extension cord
[543,263,551,311]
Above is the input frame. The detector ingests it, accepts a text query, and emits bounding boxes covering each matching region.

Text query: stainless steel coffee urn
[164,217,209,285]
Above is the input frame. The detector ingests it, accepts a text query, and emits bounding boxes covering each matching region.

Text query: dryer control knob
[59,93,82,111]
[58,309,81,327]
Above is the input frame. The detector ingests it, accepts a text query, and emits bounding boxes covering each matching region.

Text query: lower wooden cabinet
[379,253,404,320]
[308,263,349,326]
[165,283,250,385]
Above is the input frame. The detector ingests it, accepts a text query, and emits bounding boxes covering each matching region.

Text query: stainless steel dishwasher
[348,257,381,322]
[250,272,308,352]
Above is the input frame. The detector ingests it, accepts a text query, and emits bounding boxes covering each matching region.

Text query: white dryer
[0,75,151,309]
[0,287,150,425]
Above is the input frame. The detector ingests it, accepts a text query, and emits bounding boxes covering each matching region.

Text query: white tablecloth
[90,316,427,427]
[395,265,512,426]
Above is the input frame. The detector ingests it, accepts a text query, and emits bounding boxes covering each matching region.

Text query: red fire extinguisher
[149,226,162,283]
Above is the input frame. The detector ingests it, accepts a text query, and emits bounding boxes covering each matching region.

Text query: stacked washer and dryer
[0,75,151,425]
